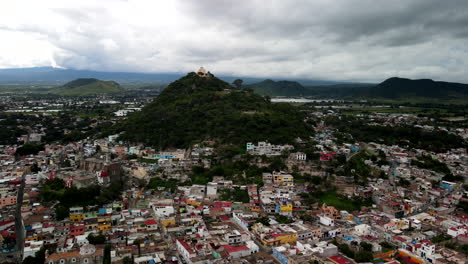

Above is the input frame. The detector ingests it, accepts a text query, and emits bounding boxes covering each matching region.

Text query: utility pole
[14,172,26,264]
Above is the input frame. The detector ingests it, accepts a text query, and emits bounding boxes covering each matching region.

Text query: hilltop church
[196,67,211,78]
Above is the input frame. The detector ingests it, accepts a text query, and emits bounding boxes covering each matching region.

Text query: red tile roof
[177,239,195,254]
[222,245,250,253]
[144,219,157,226]
[393,235,406,242]
[219,215,230,221]
[328,255,354,264]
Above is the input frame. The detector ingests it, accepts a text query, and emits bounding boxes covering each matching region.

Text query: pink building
[0,196,17,208]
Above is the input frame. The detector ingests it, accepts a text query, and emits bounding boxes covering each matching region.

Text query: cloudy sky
[1,0,468,82]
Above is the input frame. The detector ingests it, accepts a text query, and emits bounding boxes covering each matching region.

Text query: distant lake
[270,98,336,103]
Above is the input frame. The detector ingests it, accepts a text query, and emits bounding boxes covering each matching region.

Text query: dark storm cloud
[179,0,468,46]
[1,0,468,82]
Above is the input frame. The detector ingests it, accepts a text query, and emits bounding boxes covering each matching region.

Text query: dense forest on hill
[119,72,313,148]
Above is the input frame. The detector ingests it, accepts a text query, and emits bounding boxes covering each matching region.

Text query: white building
[417,242,435,261]
[151,203,175,217]
[114,110,131,117]
[245,240,259,254]
[23,241,44,259]
[69,207,84,215]
[447,226,467,237]
[354,224,371,236]
[176,240,196,263]
[113,108,141,117]
[206,182,217,197]
[246,141,294,156]
[75,234,90,246]
[233,212,255,231]
[319,215,335,226]
[225,230,242,245]
[293,152,307,161]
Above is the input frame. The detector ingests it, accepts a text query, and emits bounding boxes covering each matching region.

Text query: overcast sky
[1,0,468,82]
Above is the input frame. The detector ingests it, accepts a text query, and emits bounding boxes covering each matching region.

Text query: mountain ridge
[247,79,306,97]
[246,77,468,101]
[54,78,124,96]
[368,77,468,99]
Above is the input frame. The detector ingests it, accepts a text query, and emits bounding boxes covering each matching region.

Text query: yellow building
[186,199,201,207]
[160,217,176,227]
[98,216,111,223]
[273,173,294,187]
[261,232,297,246]
[69,214,84,222]
[25,235,39,242]
[85,221,98,231]
[98,223,111,232]
[97,216,111,232]
[251,205,261,212]
[280,204,293,212]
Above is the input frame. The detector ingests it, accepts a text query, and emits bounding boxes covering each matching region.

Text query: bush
[354,251,373,262]
[431,234,452,243]
[16,144,44,156]
[338,244,354,258]
[87,233,106,245]
[360,241,372,251]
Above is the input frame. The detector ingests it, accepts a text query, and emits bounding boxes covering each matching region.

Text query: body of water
[270,98,336,103]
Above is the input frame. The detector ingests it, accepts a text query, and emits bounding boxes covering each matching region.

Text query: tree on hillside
[233,79,243,89]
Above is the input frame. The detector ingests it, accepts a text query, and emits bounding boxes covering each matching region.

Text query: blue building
[272,247,288,264]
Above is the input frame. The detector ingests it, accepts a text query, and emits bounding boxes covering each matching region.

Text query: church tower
[196,67,209,77]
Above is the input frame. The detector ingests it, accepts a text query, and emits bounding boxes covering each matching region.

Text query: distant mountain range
[0,67,340,86]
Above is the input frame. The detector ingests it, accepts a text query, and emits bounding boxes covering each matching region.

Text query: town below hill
[0,68,466,264]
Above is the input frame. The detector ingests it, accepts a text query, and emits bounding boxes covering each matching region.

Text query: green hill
[118,72,312,148]
[248,79,306,96]
[368,77,468,100]
[54,78,124,96]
